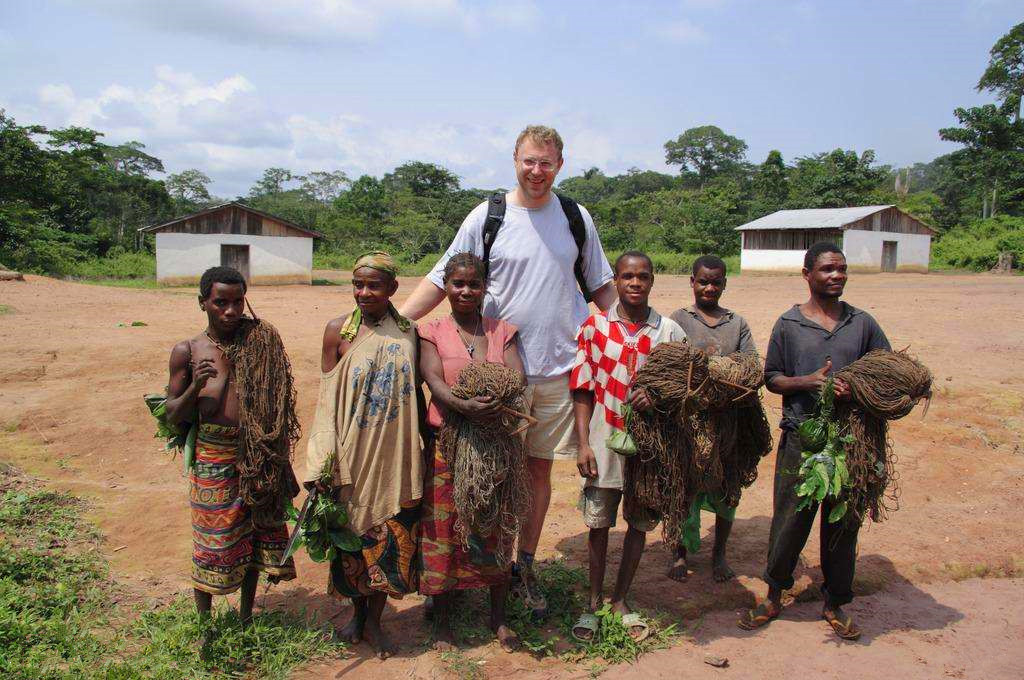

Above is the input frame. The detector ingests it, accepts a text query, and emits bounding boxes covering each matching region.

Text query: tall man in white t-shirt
[401,125,616,616]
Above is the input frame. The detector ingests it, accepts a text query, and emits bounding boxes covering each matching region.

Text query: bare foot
[337,607,365,644]
[667,550,689,582]
[432,638,457,652]
[196,627,216,656]
[433,618,457,652]
[362,620,396,659]
[492,623,521,653]
[712,556,736,582]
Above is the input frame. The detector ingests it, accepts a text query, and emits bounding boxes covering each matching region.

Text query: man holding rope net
[400,125,616,617]
[739,242,890,641]
[667,254,756,583]
[569,251,686,643]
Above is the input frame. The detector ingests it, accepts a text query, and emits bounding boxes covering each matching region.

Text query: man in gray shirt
[668,255,755,584]
[739,242,890,641]
[400,126,616,617]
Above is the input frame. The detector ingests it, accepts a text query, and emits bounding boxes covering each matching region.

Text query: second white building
[736,205,934,273]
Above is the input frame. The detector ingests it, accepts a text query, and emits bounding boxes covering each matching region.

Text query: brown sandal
[823,611,861,640]
[737,602,780,630]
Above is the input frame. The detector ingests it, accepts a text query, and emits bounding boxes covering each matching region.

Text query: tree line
[1,22,1021,276]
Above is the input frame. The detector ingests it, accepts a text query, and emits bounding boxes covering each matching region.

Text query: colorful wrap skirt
[190,423,296,595]
[419,442,507,595]
[329,501,421,599]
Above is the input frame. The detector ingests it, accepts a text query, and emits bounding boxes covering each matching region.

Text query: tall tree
[166,169,212,205]
[382,161,459,198]
[104,141,164,176]
[787,149,889,208]
[977,22,1024,122]
[664,125,748,186]
[939,101,1024,217]
[300,170,349,205]
[751,150,789,215]
[249,167,296,197]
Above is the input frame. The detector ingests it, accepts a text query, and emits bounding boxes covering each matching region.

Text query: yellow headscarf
[339,251,410,340]
[352,251,399,277]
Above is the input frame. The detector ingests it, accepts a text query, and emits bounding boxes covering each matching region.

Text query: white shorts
[522,373,578,460]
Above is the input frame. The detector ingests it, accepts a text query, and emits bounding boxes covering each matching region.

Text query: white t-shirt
[427,195,614,382]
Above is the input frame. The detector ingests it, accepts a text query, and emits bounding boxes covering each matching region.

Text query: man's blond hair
[514,125,564,159]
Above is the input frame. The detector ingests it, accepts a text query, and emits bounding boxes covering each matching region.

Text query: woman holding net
[417,252,526,653]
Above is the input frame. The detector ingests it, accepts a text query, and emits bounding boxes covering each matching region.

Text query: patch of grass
[68,251,156,279]
[311,278,345,286]
[443,559,676,665]
[438,648,486,680]
[942,557,1024,582]
[0,481,110,678]
[124,598,343,679]
[0,304,12,315]
[0,464,346,679]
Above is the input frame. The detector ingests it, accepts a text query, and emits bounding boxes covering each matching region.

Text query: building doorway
[221,244,250,281]
[881,241,897,272]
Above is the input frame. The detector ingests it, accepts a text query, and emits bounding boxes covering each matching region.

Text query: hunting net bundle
[625,342,773,543]
[833,349,932,524]
[224,317,302,526]
[436,362,531,568]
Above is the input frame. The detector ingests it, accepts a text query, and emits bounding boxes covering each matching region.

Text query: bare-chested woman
[165,266,296,625]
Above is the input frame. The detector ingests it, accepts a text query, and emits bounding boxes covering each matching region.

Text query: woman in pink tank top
[418,253,524,652]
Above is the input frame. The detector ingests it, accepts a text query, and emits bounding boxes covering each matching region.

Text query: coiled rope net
[436,362,532,568]
[625,342,773,544]
[833,349,932,524]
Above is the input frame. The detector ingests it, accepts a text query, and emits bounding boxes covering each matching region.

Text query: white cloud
[651,18,709,45]
[84,0,539,47]
[21,66,660,196]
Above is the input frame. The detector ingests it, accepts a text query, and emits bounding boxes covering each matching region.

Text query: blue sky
[1,1,1019,197]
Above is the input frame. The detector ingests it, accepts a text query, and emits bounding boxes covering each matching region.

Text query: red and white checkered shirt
[570,305,686,489]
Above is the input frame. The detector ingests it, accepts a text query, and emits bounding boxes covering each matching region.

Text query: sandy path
[1,271,1022,678]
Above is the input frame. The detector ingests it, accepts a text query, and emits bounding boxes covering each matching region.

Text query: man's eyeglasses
[518,157,558,172]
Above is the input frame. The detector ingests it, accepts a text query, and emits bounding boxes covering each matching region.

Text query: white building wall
[155,233,312,285]
[740,231,932,273]
[841,230,931,272]
[740,248,807,272]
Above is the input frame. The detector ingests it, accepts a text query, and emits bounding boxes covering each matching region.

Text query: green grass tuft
[0,466,346,679]
[435,559,676,665]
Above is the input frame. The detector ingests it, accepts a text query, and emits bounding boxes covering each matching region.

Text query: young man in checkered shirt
[569,251,686,641]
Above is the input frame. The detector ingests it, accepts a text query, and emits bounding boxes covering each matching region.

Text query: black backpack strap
[481,191,506,281]
[556,193,593,302]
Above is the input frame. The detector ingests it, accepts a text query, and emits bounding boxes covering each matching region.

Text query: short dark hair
[691,254,726,276]
[614,250,654,275]
[442,252,486,284]
[804,242,845,270]
[199,266,247,299]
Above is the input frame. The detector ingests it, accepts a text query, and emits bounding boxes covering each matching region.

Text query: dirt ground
[1,271,1022,679]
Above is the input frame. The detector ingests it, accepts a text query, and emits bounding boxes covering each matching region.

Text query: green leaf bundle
[284,492,362,563]
[794,378,855,523]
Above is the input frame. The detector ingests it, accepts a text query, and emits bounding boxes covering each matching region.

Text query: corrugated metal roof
[735,205,894,231]
[138,201,324,238]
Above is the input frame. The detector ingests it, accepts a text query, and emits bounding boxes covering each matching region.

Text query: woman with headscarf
[305,251,424,659]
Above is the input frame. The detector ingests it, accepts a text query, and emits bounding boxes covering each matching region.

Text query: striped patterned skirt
[190,423,296,595]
